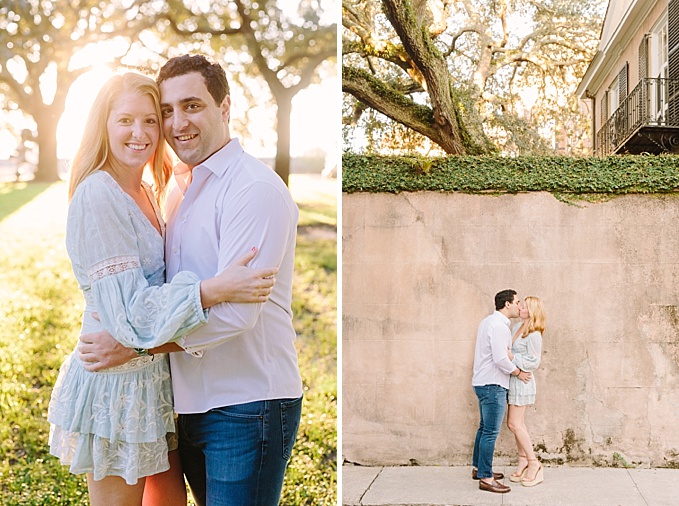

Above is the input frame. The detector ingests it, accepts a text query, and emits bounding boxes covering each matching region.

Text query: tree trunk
[274,97,292,186]
[381,0,467,154]
[32,110,60,183]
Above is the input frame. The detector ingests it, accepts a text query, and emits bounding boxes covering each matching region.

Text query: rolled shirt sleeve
[176,180,297,354]
[492,325,519,375]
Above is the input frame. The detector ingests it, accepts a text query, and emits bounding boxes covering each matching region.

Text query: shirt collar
[195,137,243,177]
[494,311,511,326]
[173,137,244,179]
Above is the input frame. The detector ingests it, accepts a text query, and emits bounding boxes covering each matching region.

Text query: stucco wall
[342,191,679,467]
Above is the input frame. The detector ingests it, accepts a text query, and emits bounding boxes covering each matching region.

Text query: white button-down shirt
[472,311,518,389]
[165,138,303,413]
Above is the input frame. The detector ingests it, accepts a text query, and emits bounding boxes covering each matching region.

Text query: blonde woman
[506,296,545,487]
[48,72,276,506]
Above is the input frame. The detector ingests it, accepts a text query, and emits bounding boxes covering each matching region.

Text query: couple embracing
[471,289,546,493]
[47,55,302,505]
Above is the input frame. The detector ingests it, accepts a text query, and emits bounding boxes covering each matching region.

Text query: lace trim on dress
[88,255,141,282]
[96,354,160,373]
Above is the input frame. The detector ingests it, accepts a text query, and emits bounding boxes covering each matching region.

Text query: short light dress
[48,171,207,485]
[508,323,543,406]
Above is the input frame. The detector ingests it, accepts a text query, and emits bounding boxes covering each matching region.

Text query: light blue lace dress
[48,171,207,485]
[508,323,543,406]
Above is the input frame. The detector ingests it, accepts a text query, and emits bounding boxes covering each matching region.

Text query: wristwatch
[133,348,149,357]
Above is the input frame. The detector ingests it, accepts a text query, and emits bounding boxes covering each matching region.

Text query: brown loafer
[479,479,511,493]
[472,468,505,480]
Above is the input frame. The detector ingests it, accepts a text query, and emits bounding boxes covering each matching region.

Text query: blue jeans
[472,385,507,479]
[178,396,303,506]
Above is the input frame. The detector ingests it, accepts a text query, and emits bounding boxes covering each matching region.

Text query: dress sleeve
[68,178,207,348]
[512,331,542,372]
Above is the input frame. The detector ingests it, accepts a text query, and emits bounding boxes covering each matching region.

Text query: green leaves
[342,153,679,198]
[0,181,337,505]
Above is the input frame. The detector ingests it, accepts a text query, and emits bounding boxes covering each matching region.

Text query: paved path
[343,465,679,505]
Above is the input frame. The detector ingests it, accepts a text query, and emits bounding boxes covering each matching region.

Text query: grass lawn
[0,175,337,505]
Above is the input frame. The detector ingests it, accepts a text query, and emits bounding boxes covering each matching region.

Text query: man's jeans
[178,396,303,506]
[472,384,507,479]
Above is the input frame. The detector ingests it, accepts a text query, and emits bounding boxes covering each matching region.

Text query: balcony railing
[596,77,679,156]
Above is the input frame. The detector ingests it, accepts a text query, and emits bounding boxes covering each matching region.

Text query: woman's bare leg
[507,405,534,476]
[87,474,145,506]
[143,450,187,506]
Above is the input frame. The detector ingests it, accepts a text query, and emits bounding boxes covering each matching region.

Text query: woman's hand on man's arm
[200,247,278,308]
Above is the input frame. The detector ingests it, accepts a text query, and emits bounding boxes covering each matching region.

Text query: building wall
[343,191,679,467]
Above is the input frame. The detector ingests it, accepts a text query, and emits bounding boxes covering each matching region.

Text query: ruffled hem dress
[508,324,543,406]
[48,171,207,485]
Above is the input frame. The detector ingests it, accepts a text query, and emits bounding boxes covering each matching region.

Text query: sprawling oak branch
[342,0,602,155]
[343,65,458,148]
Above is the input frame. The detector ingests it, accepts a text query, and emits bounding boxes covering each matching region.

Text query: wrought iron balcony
[596,77,679,156]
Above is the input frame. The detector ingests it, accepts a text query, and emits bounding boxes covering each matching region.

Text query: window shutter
[669,1,679,122]
[669,0,679,78]
[618,63,628,100]
[639,35,649,80]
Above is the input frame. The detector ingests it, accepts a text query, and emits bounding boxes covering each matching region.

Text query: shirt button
[181,216,187,222]
[172,248,178,254]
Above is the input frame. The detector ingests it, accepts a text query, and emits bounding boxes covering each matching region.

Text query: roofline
[576,51,603,98]
[577,0,660,99]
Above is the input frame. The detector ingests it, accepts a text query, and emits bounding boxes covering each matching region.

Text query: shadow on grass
[0,182,54,223]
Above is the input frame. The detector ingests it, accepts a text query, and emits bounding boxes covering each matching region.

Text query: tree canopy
[165,0,337,184]
[0,0,336,183]
[0,0,155,180]
[342,0,605,155]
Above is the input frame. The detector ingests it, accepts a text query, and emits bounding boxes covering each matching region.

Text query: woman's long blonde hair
[67,72,172,204]
[521,296,546,337]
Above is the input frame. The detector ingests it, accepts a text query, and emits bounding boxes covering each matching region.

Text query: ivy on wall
[342,154,679,197]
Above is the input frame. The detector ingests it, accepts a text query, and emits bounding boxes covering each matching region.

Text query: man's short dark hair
[495,289,517,311]
[157,54,230,105]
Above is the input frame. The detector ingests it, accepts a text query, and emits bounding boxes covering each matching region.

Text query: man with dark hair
[78,54,303,505]
[157,54,230,115]
[157,53,303,506]
[494,289,517,312]
[472,289,531,494]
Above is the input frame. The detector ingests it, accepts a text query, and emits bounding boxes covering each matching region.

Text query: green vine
[342,153,679,199]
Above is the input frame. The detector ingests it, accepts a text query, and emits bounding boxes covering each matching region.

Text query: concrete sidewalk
[342,464,679,505]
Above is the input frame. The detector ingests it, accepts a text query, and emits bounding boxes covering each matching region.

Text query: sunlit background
[0,2,338,503]
[45,64,337,161]
[0,51,337,165]
[0,0,338,178]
